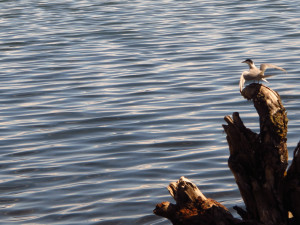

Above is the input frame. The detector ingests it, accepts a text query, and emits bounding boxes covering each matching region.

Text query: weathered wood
[285,142,300,223]
[153,176,244,225]
[154,83,299,225]
[223,84,288,225]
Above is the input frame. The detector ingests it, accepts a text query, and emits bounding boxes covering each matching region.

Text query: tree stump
[154,83,300,225]
[153,176,243,225]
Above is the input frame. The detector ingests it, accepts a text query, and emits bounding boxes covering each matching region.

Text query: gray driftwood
[154,83,300,225]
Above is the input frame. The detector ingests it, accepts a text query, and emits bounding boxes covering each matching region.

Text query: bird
[239,59,286,92]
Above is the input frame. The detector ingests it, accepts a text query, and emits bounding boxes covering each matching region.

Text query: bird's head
[242,59,254,65]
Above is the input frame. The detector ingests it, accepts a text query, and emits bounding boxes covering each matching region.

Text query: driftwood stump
[154,83,300,225]
[153,176,242,225]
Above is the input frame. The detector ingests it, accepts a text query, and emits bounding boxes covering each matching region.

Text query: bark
[285,142,300,223]
[154,84,300,225]
[223,84,288,225]
[153,176,248,225]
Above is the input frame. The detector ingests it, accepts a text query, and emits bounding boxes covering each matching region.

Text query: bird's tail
[261,74,274,83]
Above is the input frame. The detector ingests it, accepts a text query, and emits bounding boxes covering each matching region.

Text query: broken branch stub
[153,177,243,225]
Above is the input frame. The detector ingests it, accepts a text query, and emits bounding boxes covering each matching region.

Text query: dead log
[154,83,300,225]
[285,142,300,223]
[153,176,247,225]
[223,83,288,225]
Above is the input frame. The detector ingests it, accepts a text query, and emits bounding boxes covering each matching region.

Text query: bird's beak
[241,60,246,63]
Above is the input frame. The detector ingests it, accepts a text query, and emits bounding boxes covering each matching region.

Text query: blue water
[0,1,299,224]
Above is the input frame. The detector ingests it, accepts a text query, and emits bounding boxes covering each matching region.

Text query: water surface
[0,1,299,224]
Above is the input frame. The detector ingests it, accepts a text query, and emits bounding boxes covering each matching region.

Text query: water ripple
[0,0,299,224]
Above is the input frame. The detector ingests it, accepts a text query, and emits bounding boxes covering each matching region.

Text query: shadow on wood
[154,84,299,225]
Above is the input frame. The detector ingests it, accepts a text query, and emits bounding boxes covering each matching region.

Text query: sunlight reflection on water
[0,0,299,224]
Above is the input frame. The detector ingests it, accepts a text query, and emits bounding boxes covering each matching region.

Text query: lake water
[0,1,299,224]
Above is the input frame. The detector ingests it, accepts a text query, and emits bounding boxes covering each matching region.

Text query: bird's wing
[260,63,286,73]
[239,72,246,93]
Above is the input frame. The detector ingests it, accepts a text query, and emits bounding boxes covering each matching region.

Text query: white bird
[239,59,286,92]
